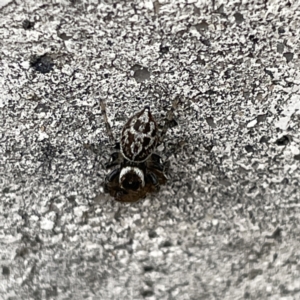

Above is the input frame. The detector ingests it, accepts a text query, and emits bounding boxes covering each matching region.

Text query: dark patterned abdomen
[120,107,158,162]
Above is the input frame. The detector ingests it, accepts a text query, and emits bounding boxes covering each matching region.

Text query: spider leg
[147,153,164,171]
[105,168,120,182]
[104,168,120,193]
[159,97,181,144]
[99,97,115,144]
[146,171,160,191]
[105,152,122,169]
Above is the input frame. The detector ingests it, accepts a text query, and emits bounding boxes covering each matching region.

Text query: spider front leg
[146,171,160,191]
[146,154,168,188]
[105,151,123,169]
[148,153,164,171]
[104,168,120,193]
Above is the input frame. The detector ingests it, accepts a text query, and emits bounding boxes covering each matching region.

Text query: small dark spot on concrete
[197,55,206,65]
[224,69,231,79]
[160,241,172,248]
[294,154,300,161]
[244,291,250,298]
[132,65,150,83]
[220,179,231,186]
[2,266,10,276]
[68,195,76,203]
[143,266,154,272]
[283,52,294,63]
[22,19,34,30]
[264,68,274,79]
[206,117,216,128]
[275,135,290,146]
[141,290,154,298]
[239,166,248,174]
[2,187,10,194]
[165,118,178,130]
[40,143,57,159]
[216,4,225,14]
[131,64,143,72]
[148,230,157,238]
[277,43,284,53]
[279,284,289,295]
[205,89,217,95]
[33,289,42,299]
[237,57,244,64]
[194,6,200,15]
[160,45,169,54]
[248,269,263,279]
[195,20,209,31]
[103,12,114,22]
[58,32,72,40]
[200,38,211,47]
[249,211,255,224]
[69,0,81,4]
[243,91,250,99]
[30,54,54,74]
[245,145,254,153]
[270,227,282,239]
[45,286,58,298]
[278,26,285,34]
[273,253,278,262]
[16,246,29,258]
[204,144,214,152]
[259,136,269,143]
[257,114,267,123]
[34,103,50,113]
[248,35,259,43]
[35,235,43,244]
[107,40,113,46]
[234,12,244,24]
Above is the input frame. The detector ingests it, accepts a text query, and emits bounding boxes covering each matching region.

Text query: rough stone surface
[0,0,300,299]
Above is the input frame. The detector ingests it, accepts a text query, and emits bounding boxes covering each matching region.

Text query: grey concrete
[1,0,300,299]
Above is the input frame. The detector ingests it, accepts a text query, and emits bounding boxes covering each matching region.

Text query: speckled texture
[0,0,300,299]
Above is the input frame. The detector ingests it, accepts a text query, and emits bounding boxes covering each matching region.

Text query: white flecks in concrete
[40,218,54,231]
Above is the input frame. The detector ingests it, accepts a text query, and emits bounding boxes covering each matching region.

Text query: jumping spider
[99,98,179,203]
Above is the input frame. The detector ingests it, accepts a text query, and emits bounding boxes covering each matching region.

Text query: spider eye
[121,173,142,191]
[122,178,142,191]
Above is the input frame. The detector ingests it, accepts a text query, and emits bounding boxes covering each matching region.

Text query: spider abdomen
[120,107,158,162]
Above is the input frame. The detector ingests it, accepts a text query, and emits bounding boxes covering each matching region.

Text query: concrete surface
[0,0,300,299]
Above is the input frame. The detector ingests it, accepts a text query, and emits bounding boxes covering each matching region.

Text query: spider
[99,98,179,203]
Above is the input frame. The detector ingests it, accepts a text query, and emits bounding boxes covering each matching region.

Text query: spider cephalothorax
[100,100,178,203]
